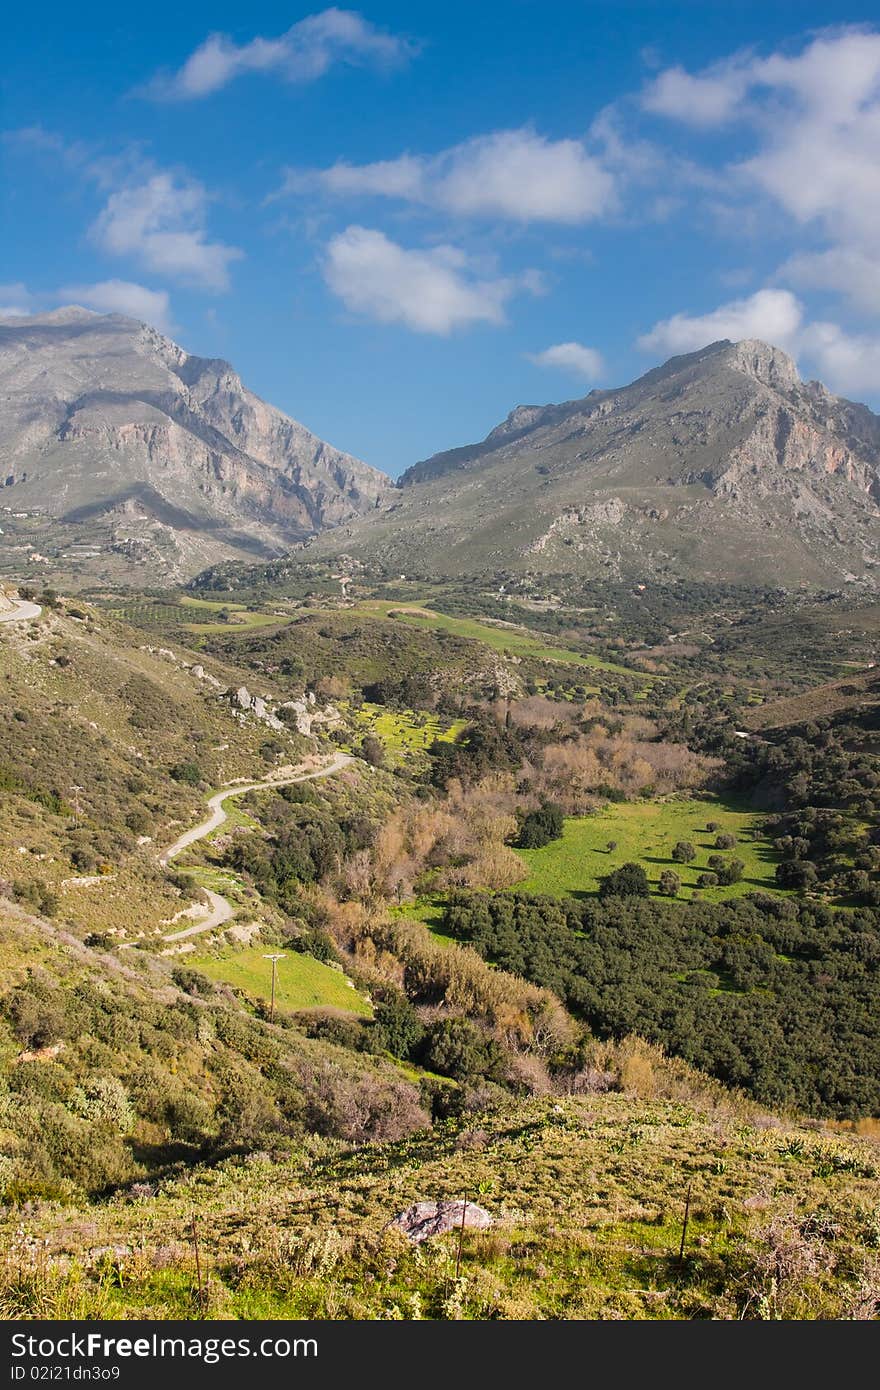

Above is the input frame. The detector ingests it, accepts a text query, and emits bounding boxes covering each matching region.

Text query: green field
[106,598,284,634]
[352,601,640,674]
[345,701,467,762]
[190,945,373,1017]
[515,798,783,902]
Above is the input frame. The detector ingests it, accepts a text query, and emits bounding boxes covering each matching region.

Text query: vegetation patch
[189,945,373,1018]
[355,600,639,673]
[515,798,781,902]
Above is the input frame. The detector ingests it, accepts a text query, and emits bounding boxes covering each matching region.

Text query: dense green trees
[440,889,880,1116]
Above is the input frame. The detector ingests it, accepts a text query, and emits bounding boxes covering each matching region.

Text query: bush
[170,761,202,786]
[517,802,564,849]
[371,993,424,1059]
[715,833,738,850]
[420,1017,506,1083]
[672,840,696,863]
[658,869,681,897]
[361,735,385,768]
[599,862,650,899]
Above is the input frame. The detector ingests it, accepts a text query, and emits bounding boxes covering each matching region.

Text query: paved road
[157,751,353,942]
[0,597,42,624]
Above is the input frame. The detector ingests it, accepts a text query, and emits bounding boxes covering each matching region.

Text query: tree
[706,821,720,833]
[361,735,385,768]
[371,994,424,1059]
[658,869,681,897]
[517,802,564,849]
[420,1017,505,1082]
[776,859,819,891]
[715,833,738,850]
[672,840,696,863]
[170,761,201,786]
[599,862,650,899]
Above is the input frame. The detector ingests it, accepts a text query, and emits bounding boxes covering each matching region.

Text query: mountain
[0,308,390,582]
[309,339,880,590]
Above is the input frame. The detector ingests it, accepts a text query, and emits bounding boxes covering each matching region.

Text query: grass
[5,1087,878,1320]
[189,945,373,1017]
[514,797,783,903]
[351,601,641,674]
[344,701,467,763]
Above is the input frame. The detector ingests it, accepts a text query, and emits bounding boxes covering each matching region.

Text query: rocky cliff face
[0,308,390,579]
[315,339,880,589]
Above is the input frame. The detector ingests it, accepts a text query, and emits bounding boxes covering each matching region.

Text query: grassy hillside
[189,945,373,1018]
[5,1078,879,1320]
[0,598,313,936]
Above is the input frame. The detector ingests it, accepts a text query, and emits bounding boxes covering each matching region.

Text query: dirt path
[162,888,233,941]
[157,751,353,943]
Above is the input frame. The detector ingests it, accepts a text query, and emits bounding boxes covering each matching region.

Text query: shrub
[170,761,202,786]
[517,802,564,849]
[599,862,650,899]
[715,833,738,850]
[658,869,681,897]
[361,735,385,768]
[672,840,696,863]
[420,1017,506,1083]
[371,993,424,1059]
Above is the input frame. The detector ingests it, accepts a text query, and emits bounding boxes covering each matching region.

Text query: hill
[306,339,880,590]
[0,308,390,584]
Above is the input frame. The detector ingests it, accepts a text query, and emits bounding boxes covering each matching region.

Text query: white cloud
[91,174,243,290]
[57,280,172,332]
[284,128,617,224]
[0,283,34,317]
[527,342,604,379]
[782,247,880,316]
[642,61,752,127]
[322,226,539,334]
[146,9,415,100]
[798,321,880,398]
[641,30,880,319]
[638,289,804,355]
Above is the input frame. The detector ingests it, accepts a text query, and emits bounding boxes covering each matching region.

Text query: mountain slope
[0,308,390,581]
[310,339,880,589]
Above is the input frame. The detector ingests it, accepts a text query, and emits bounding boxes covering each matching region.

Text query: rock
[235,686,252,709]
[389,1199,494,1243]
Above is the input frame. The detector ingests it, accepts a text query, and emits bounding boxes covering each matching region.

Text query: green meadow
[515,798,783,902]
[345,701,467,763]
[353,600,639,673]
[190,945,373,1017]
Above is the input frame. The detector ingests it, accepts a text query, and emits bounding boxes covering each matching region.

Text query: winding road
[157,751,353,943]
[0,597,42,624]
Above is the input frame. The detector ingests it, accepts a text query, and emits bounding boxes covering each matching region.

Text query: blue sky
[4,3,880,476]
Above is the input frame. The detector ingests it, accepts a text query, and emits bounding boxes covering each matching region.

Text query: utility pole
[262,953,285,1023]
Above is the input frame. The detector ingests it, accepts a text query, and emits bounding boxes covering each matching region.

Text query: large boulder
[389,1199,493,1243]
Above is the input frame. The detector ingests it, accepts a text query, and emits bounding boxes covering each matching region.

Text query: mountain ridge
[311,337,880,590]
[0,308,391,581]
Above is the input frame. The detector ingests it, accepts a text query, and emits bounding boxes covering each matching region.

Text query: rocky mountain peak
[720,338,801,393]
[0,309,391,582]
